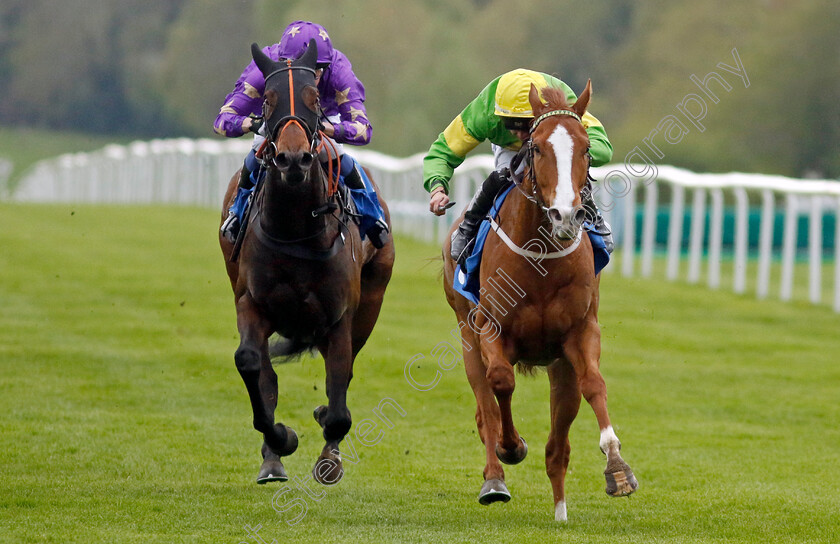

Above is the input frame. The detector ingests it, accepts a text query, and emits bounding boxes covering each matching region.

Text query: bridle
[502,107,595,249]
[255,61,320,165]
[515,108,594,216]
[262,60,319,141]
[246,59,350,260]
[255,59,340,197]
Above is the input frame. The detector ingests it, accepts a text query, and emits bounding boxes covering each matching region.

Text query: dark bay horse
[442,82,637,521]
[219,39,394,484]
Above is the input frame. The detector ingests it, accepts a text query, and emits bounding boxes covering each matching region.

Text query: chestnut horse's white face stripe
[547,125,576,214]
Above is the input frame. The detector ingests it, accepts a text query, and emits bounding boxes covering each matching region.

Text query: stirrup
[343,164,365,190]
[366,220,389,249]
[455,240,475,268]
[221,211,240,244]
[450,230,475,267]
[585,215,614,254]
[600,219,615,254]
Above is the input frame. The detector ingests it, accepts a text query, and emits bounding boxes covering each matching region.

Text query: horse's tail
[268,335,317,362]
[516,362,543,376]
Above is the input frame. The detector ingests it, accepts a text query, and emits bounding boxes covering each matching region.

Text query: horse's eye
[532,144,541,155]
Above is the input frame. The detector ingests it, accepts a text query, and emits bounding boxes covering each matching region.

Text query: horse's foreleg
[312,316,354,485]
[462,329,511,505]
[563,318,638,497]
[546,359,582,521]
[255,345,295,483]
[480,335,527,467]
[235,295,298,467]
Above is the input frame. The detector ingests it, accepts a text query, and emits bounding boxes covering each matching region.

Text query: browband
[530,109,581,133]
[264,65,317,84]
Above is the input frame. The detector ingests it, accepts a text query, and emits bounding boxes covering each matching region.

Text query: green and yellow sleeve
[422,79,500,194]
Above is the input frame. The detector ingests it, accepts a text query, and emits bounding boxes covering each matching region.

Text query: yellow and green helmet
[494,69,548,119]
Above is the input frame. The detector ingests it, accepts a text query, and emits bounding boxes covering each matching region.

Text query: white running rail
[8,139,840,311]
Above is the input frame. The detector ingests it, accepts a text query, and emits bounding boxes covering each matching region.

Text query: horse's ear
[528,83,543,114]
[573,79,592,118]
[251,42,277,77]
[293,38,319,69]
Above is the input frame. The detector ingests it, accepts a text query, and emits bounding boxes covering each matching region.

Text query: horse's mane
[540,86,571,111]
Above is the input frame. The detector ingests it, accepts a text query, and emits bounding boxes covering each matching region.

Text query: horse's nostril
[574,207,587,226]
[299,152,314,169]
[548,208,562,223]
[274,152,291,171]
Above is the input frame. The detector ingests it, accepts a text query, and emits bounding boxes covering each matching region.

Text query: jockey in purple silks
[214,20,389,248]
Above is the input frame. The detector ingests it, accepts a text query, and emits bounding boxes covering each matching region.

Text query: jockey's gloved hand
[248,117,264,134]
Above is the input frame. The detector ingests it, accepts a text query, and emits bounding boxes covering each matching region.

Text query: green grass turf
[607,249,840,311]
[0,203,838,543]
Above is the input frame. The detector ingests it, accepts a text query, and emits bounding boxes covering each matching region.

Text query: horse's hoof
[312,451,344,486]
[256,457,289,484]
[266,424,298,457]
[313,405,328,426]
[495,436,528,465]
[478,478,511,505]
[604,460,638,496]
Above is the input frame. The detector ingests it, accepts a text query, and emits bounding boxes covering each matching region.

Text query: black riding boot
[220,164,253,243]
[238,163,254,190]
[581,180,614,253]
[341,158,365,190]
[339,154,390,249]
[450,169,511,265]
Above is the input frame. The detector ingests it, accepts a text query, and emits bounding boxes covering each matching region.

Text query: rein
[246,172,352,262]
[315,134,341,197]
[250,130,349,261]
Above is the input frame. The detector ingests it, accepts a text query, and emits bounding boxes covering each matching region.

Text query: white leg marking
[554,500,567,522]
[599,425,620,455]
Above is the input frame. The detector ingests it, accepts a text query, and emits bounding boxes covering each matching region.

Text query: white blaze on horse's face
[545,124,585,240]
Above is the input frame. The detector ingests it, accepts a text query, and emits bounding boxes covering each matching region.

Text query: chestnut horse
[219,40,394,485]
[442,81,637,521]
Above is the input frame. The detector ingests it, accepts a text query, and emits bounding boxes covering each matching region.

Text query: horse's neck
[259,169,332,243]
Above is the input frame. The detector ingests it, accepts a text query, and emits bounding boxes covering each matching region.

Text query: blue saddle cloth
[453,186,610,304]
[346,163,385,240]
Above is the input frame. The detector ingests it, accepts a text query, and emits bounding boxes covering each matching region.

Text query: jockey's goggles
[501,116,532,132]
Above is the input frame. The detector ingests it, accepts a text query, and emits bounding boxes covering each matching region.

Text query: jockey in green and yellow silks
[423,69,614,265]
